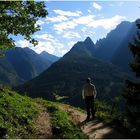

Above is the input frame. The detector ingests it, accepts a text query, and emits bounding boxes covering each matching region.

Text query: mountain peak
[84,36,94,45]
[40,51,60,63]
[84,37,95,47]
[84,36,93,42]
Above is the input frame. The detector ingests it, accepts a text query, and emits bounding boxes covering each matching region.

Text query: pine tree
[123,19,140,136]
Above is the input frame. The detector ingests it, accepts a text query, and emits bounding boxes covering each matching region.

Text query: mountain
[84,37,96,54]
[0,56,23,85]
[16,37,131,108]
[40,51,60,64]
[111,22,137,73]
[0,47,57,86]
[95,21,135,62]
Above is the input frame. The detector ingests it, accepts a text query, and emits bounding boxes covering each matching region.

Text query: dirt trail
[59,104,125,139]
[35,110,52,138]
[33,103,52,139]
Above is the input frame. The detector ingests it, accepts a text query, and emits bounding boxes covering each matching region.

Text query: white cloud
[87,15,126,29]
[34,33,54,40]
[33,33,64,55]
[63,31,81,39]
[53,21,77,33]
[53,15,95,33]
[16,33,66,56]
[46,15,68,23]
[61,49,67,56]
[92,2,102,11]
[53,14,125,33]
[33,41,55,54]
[16,40,31,48]
[53,9,82,17]
[67,41,77,48]
[74,15,95,25]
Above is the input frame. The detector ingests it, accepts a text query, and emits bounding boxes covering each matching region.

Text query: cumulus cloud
[87,15,126,29]
[16,40,31,48]
[63,31,81,39]
[33,41,55,54]
[53,9,82,17]
[46,15,68,23]
[53,14,125,33]
[53,21,77,33]
[34,33,54,40]
[16,33,66,56]
[32,33,65,55]
[53,15,95,33]
[74,15,95,25]
[92,2,102,11]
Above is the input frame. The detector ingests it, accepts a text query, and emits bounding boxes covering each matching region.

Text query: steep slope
[111,22,137,73]
[0,57,23,85]
[5,47,50,81]
[1,87,138,139]
[0,47,54,86]
[0,87,87,139]
[17,37,130,108]
[40,51,60,64]
[95,21,135,61]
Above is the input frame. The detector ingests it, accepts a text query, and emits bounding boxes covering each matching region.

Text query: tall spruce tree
[123,19,140,136]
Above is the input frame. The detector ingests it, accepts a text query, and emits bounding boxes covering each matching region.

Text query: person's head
[86,77,91,83]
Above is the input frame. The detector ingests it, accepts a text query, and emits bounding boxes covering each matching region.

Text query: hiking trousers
[85,96,95,118]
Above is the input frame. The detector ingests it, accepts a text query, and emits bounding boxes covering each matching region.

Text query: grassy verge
[0,88,41,138]
[35,98,88,139]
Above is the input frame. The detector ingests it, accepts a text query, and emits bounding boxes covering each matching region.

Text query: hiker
[82,77,97,121]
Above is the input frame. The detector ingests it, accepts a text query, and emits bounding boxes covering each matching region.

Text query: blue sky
[15,1,140,57]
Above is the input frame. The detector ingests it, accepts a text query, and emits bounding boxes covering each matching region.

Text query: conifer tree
[123,19,140,135]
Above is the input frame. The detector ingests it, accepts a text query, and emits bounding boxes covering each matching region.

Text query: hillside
[0,87,132,139]
[0,47,58,86]
[0,87,87,139]
[111,22,136,73]
[16,37,131,108]
[40,51,60,64]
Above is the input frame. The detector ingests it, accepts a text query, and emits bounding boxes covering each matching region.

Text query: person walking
[82,77,97,121]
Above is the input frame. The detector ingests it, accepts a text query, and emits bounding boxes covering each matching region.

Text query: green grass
[95,100,120,124]
[0,88,87,139]
[0,88,40,138]
[35,98,88,139]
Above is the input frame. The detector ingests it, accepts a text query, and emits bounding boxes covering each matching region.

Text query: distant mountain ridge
[40,51,60,64]
[94,21,136,63]
[0,47,59,86]
[111,22,137,73]
[16,35,132,108]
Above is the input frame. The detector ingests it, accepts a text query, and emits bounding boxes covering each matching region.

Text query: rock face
[95,21,136,63]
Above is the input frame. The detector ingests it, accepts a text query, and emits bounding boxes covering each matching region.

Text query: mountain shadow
[0,47,58,86]
[16,37,131,108]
